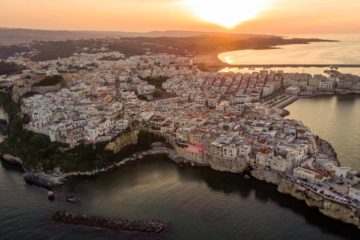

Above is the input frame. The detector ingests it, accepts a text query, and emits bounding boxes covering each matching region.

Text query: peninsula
[0,36,360,230]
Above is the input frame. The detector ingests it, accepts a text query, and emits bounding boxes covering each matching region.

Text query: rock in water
[23,171,66,190]
[244,174,251,180]
[48,191,55,201]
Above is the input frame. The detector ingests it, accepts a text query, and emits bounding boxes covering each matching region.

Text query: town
[1,49,360,217]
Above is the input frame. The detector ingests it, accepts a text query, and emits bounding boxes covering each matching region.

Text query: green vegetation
[99,56,123,61]
[30,40,101,61]
[137,95,148,101]
[18,35,335,62]
[0,45,30,60]
[33,75,64,87]
[0,92,166,172]
[141,76,169,89]
[0,61,24,75]
[197,64,223,72]
[152,90,162,98]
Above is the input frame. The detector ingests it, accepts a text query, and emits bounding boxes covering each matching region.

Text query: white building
[335,167,351,178]
[285,86,300,95]
[294,167,327,184]
[262,84,275,97]
[319,79,334,90]
[349,183,360,202]
[223,144,238,159]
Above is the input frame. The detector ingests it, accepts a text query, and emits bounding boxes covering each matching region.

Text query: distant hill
[0,28,336,66]
[0,28,227,46]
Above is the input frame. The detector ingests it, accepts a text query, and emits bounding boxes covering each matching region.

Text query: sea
[219,34,360,76]
[1,34,360,240]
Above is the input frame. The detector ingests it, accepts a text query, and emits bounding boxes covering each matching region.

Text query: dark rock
[48,191,55,201]
[66,195,81,204]
[51,210,167,233]
[1,154,24,172]
[23,172,66,190]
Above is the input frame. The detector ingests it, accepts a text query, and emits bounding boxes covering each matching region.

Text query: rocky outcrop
[251,169,282,185]
[316,136,340,165]
[1,154,24,171]
[51,210,167,233]
[11,75,72,102]
[278,179,360,228]
[278,179,307,200]
[105,130,138,153]
[320,200,360,227]
[23,171,66,190]
[11,82,32,102]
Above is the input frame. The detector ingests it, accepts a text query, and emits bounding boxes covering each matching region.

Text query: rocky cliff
[251,168,282,185]
[208,156,248,173]
[278,179,360,228]
[105,130,138,153]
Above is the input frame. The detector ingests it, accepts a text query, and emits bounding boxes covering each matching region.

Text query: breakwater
[51,210,167,233]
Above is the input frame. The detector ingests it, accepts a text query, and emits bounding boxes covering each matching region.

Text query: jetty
[51,210,167,233]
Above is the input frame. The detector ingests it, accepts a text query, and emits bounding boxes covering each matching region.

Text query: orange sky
[1,0,359,34]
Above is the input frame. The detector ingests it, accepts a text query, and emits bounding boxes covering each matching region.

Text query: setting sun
[183,0,271,28]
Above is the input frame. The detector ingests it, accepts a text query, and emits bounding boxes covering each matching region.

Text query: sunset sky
[1,0,359,34]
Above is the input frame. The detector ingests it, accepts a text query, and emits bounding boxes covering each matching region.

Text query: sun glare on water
[183,0,271,28]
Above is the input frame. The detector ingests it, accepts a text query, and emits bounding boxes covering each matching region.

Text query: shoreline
[196,51,360,70]
[269,90,360,116]
[1,91,360,229]
[1,67,360,231]
[66,139,360,229]
[2,128,360,229]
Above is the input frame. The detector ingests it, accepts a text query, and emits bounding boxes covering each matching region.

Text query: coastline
[60,135,360,229]
[195,50,360,72]
[1,68,360,231]
[267,90,360,116]
[2,112,360,229]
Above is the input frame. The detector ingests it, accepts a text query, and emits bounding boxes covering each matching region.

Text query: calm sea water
[286,95,360,171]
[219,34,360,75]
[1,156,360,240]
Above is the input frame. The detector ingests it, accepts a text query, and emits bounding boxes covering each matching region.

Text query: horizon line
[1,26,359,36]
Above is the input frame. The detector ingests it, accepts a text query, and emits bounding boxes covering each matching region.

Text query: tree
[153,90,162,98]
[137,95,148,101]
